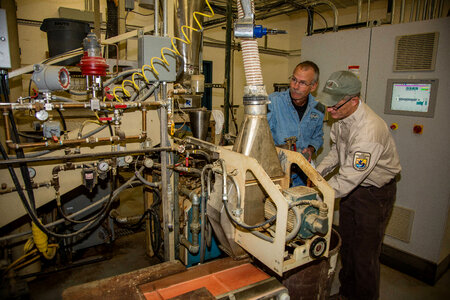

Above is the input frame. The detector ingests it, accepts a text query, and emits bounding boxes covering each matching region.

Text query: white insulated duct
[236,0,264,87]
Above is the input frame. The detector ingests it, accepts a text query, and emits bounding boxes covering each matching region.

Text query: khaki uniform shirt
[316,101,401,198]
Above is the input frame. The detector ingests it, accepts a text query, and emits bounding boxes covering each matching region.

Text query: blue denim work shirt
[267,90,324,185]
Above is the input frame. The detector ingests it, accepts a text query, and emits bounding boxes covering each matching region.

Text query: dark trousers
[338,179,396,300]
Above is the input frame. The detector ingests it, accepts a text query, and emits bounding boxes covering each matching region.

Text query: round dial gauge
[124,155,133,164]
[143,158,154,168]
[98,161,109,172]
[28,167,36,179]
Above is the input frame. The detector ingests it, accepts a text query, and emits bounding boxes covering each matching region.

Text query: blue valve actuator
[253,25,268,38]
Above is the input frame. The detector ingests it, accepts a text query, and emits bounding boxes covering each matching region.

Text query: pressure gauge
[124,155,133,164]
[143,158,154,168]
[35,110,49,121]
[28,167,36,179]
[98,161,109,172]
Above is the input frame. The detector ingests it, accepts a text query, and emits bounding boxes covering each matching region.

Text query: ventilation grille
[385,206,414,243]
[394,32,439,71]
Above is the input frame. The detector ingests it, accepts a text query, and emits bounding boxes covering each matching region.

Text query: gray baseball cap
[315,71,362,106]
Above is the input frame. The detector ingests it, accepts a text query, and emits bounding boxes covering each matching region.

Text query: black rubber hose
[1,73,36,211]
[101,110,114,136]
[149,208,162,260]
[0,142,116,239]
[17,132,43,140]
[55,108,67,132]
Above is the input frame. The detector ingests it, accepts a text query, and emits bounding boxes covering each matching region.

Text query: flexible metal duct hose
[236,0,263,86]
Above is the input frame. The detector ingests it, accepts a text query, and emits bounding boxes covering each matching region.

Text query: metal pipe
[367,0,371,26]
[173,171,180,260]
[163,0,168,35]
[306,8,314,36]
[224,0,232,134]
[400,0,406,23]
[159,0,172,260]
[357,0,363,23]
[2,101,162,111]
[94,0,101,39]
[410,0,416,22]
[438,0,444,17]
[387,0,396,24]
[428,0,434,19]
[179,187,200,254]
[416,0,421,20]
[154,0,159,36]
[433,0,439,18]
[0,181,52,195]
[308,1,339,31]
[160,86,171,261]
[423,0,429,19]
[0,147,172,167]
[432,0,438,18]
[7,134,146,150]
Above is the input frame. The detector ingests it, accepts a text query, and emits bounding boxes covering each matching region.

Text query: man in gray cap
[315,71,401,300]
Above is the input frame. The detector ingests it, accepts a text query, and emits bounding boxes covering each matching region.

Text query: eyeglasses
[289,75,314,87]
[329,95,355,111]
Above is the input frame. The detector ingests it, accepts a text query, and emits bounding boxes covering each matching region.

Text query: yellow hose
[31,221,57,260]
[112,0,215,102]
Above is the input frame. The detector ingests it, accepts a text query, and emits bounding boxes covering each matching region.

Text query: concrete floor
[27,231,161,300]
[330,257,450,300]
[22,230,450,300]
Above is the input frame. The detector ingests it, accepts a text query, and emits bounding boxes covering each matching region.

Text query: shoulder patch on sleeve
[315,102,326,114]
[353,152,371,171]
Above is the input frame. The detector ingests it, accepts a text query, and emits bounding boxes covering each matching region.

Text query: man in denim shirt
[268,61,325,186]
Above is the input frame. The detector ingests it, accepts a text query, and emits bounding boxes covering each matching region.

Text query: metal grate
[394,32,439,71]
[385,205,414,243]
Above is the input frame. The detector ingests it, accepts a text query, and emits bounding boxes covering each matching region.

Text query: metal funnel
[188,109,211,141]
[232,104,284,179]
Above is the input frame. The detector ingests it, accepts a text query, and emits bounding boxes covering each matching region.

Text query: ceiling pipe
[387,0,395,24]
[428,0,434,19]
[409,0,416,22]
[307,0,339,31]
[400,0,406,23]
[423,0,428,20]
[438,0,444,17]
[357,0,363,23]
[415,0,421,21]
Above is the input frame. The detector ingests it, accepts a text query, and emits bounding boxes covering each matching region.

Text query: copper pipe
[0,181,53,195]
[142,109,147,135]
[52,101,162,110]
[7,134,145,150]
[0,146,172,167]
[3,110,11,142]
[2,101,163,111]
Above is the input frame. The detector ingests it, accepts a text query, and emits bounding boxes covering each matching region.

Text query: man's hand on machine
[301,145,315,162]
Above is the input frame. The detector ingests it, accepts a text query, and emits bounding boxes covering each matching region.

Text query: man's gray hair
[294,61,320,84]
